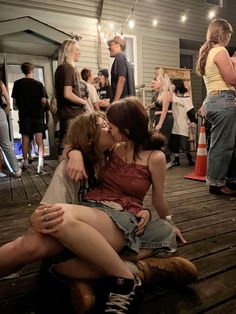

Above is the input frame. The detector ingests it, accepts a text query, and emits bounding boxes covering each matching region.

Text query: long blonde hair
[156,74,173,103]
[196,19,232,75]
[58,39,79,66]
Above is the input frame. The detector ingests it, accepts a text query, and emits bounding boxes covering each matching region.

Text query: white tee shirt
[86,83,100,113]
[172,94,194,137]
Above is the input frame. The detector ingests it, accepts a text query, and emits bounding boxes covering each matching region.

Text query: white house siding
[0,0,236,105]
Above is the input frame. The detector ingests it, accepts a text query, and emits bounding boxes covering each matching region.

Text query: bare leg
[0,230,63,277]
[22,134,30,162]
[52,203,134,279]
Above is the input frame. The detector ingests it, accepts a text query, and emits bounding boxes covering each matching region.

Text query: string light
[152,19,158,27]
[208,10,216,19]
[181,14,187,23]
[129,19,135,29]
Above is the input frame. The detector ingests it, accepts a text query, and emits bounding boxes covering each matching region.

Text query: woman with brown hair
[196,19,236,195]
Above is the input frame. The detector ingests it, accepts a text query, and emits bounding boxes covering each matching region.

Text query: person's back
[12,62,47,174]
[13,77,46,119]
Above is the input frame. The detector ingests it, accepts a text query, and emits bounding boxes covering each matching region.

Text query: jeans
[203,91,236,186]
[154,112,174,163]
[0,108,20,173]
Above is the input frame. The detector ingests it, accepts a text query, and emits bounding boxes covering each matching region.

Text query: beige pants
[41,159,80,204]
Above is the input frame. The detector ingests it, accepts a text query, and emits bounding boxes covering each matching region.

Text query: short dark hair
[81,68,92,82]
[172,79,188,94]
[21,62,34,75]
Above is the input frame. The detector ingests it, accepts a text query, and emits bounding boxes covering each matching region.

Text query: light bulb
[97,24,101,31]
[181,14,187,23]
[129,19,135,29]
[100,32,104,38]
[208,10,215,19]
[153,19,158,26]
[109,22,114,29]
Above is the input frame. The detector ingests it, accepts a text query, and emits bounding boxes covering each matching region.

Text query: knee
[15,234,46,261]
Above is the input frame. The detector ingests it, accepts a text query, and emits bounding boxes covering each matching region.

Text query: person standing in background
[54,39,88,154]
[108,36,135,102]
[169,79,197,167]
[80,68,100,112]
[97,68,111,111]
[196,19,236,195]
[12,62,47,174]
[151,74,174,169]
[0,80,21,178]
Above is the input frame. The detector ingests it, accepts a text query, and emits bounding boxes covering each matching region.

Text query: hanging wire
[120,0,138,34]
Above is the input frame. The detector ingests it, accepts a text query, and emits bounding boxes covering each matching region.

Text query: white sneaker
[0,171,7,178]
[37,166,47,175]
[166,162,173,170]
[12,168,22,178]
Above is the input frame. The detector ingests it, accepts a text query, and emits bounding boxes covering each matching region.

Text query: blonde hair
[196,19,232,75]
[66,111,107,179]
[58,39,79,66]
[156,74,173,102]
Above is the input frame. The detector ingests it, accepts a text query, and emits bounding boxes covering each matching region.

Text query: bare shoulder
[148,150,166,167]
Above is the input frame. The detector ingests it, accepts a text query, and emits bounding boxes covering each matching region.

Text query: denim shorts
[46,200,176,278]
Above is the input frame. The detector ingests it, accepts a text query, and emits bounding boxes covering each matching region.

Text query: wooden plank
[0,176,11,202]
[177,230,236,260]
[204,297,236,314]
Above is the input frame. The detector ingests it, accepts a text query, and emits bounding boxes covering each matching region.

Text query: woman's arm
[155,91,172,130]
[214,50,236,86]
[149,150,187,243]
[64,86,88,106]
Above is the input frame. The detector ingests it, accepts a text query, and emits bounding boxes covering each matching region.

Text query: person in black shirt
[12,62,48,174]
[97,68,111,111]
[107,36,135,102]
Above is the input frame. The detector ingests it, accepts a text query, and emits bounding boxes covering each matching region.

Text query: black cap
[98,69,109,78]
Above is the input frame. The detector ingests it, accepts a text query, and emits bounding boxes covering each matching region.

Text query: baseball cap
[107,36,126,50]
[98,69,109,78]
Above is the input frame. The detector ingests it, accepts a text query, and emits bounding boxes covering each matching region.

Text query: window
[206,0,223,7]
[180,54,193,70]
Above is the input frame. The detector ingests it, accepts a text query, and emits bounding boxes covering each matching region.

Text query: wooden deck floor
[0,159,236,314]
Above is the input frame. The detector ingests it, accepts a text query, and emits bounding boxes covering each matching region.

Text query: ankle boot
[70,280,96,314]
[172,156,180,166]
[136,256,198,287]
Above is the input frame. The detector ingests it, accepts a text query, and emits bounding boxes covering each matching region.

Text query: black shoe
[172,161,181,167]
[104,275,142,313]
[209,185,236,195]
[188,160,195,166]
[225,182,236,190]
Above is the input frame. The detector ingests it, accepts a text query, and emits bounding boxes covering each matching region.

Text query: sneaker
[28,157,34,164]
[166,162,173,170]
[209,185,236,195]
[11,168,22,178]
[104,274,142,313]
[172,161,181,167]
[37,166,47,175]
[70,280,96,314]
[0,171,7,178]
[136,256,198,287]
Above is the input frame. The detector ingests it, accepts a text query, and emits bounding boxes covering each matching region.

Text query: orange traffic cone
[185,126,207,182]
